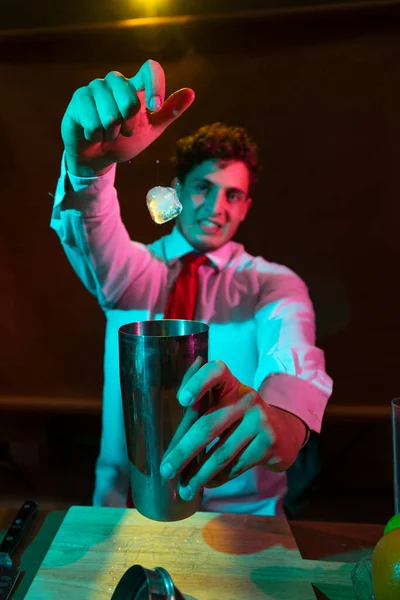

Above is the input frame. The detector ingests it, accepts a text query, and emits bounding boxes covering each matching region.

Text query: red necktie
[164,252,208,320]
[126,252,207,508]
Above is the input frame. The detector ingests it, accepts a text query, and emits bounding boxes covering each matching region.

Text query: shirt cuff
[53,152,117,215]
[258,373,325,434]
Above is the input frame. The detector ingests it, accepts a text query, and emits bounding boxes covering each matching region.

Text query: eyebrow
[227,187,246,197]
[193,178,246,196]
[193,177,213,185]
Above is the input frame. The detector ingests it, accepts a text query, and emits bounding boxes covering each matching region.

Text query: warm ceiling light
[134,0,169,9]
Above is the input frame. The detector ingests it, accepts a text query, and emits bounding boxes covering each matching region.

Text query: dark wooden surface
[292,520,384,598]
[0,507,384,599]
[290,520,383,561]
[0,394,392,419]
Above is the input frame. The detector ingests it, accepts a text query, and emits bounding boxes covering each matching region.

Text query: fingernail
[179,485,193,501]
[151,95,162,112]
[268,457,281,466]
[229,468,240,479]
[160,461,175,479]
[179,389,192,407]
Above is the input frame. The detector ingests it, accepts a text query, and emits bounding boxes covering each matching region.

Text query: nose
[205,189,226,215]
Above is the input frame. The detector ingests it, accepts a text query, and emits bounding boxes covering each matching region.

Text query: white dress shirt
[51,158,333,515]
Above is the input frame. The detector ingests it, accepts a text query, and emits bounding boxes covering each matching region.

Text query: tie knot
[183,252,209,270]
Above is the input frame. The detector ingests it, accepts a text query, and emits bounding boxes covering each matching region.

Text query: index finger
[177,355,205,398]
[129,59,166,112]
[178,360,240,407]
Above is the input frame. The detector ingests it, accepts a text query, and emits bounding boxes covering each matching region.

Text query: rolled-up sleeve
[253,262,332,432]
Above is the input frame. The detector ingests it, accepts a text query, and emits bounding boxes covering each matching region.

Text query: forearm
[259,376,314,471]
[50,154,153,309]
[264,402,308,471]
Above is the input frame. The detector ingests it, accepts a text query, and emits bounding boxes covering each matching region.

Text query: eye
[227,190,243,203]
[194,182,210,194]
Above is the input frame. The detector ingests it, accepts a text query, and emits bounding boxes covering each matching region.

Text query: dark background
[1,0,394,31]
[1,1,399,520]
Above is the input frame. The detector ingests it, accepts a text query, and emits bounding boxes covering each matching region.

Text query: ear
[240,196,252,222]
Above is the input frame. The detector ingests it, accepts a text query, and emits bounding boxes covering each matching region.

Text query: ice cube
[146,186,183,224]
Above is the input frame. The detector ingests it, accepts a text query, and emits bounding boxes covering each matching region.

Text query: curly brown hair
[172,122,259,187]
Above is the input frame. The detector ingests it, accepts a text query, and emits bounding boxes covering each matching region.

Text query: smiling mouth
[198,218,224,231]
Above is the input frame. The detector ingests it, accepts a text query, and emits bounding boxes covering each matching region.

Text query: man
[51,60,332,515]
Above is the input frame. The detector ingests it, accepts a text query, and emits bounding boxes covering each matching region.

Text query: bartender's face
[175,159,252,252]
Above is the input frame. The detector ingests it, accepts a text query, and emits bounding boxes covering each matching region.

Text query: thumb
[151,87,195,129]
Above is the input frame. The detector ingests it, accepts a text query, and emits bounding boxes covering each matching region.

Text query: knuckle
[169,446,185,467]
[71,86,87,101]
[244,402,268,436]
[88,77,104,89]
[119,99,137,119]
[85,125,102,139]
[196,415,217,441]
[260,423,275,447]
[245,390,259,409]
[210,359,228,380]
[214,446,231,468]
[145,58,159,70]
[105,70,124,80]
[255,404,270,430]
[214,359,227,372]
[103,114,122,129]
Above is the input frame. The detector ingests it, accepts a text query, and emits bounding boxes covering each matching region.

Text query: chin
[179,222,231,252]
[191,237,225,253]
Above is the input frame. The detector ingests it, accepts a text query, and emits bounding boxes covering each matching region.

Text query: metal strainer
[111,564,185,600]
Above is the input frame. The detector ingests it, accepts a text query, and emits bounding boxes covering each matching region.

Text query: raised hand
[61,60,195,176]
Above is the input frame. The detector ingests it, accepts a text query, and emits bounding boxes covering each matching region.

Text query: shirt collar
[164,226,236,271]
